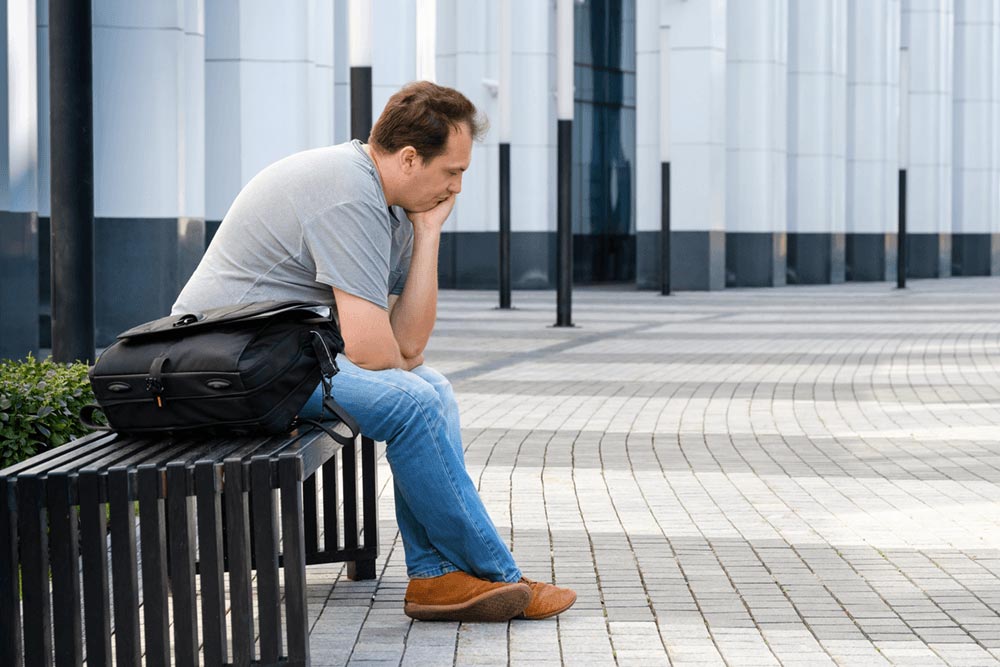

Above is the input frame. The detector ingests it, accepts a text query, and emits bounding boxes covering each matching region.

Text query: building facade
[2,0,999,359]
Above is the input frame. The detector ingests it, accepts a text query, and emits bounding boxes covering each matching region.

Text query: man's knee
[411,365,456,403]
[362,371,444,442]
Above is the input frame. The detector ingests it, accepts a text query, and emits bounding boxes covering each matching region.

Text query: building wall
[3,0,1000,359]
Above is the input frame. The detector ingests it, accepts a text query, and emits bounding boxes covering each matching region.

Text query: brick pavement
[307,278,1000,666]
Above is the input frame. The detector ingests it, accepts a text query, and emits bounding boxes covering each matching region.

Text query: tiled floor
[307,279,1000,666]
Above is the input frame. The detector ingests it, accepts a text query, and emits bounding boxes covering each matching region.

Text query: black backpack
[83,300,358,441]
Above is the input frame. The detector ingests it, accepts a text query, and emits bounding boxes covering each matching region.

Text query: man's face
[400,123,473,212]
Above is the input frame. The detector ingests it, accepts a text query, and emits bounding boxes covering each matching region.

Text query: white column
[91,0,206,339]
[845,0,899,281]
[206,0,325,221]
[726,0,788,286]
[786,0,847,283]
[2,0,38,215]
[1,0,40,358]
[951,0,995,263]
[372,0,415,120]
[904,0,954,277]
[181,0,205,219]
[308,0,335,148]
[508,0,554,241]
[993,0,1000,258]
[636,0,660,241]
[334,0,349,143]
[787,0,846,234]
[660,0,727,290]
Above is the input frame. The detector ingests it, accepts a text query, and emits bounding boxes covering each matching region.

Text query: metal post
[555,0,574,327]
[659,23,671,296]
[898,47,909,289]
[661,163,671,295]
[49,0,95,363]
[349,0,372,141]
[498,0,512,309]
[499,143,512,308]
[898,169,907,288]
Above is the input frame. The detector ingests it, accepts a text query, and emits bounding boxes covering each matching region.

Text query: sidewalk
[307,278,1000,666]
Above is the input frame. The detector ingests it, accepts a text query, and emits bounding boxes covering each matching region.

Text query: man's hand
[406,194,455,233]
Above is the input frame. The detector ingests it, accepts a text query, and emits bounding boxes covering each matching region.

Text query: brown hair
[369,81,487,160]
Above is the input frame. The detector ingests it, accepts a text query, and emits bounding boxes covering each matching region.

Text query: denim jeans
[300,357,522,583]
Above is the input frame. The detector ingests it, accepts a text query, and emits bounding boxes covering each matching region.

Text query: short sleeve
[302,201,392,310]
[389,218,413,296]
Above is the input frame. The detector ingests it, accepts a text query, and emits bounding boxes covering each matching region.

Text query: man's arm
[333,288,422,371]
[387,195,455,359]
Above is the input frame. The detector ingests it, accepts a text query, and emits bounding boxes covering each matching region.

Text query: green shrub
[0,354,97,468]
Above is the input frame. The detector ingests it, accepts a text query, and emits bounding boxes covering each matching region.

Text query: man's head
[368,81,487,212]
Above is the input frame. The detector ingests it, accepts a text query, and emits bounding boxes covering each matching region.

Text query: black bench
[0,425,379,666]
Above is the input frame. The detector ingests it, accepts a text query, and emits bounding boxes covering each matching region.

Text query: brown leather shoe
[519,578,577,620]
[404,571,532,622]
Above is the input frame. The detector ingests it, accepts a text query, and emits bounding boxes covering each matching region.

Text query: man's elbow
[344,345,401,371]
[397,341,424,361]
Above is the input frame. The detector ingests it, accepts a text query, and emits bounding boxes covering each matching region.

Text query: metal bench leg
[251,456,282,663]
[280,455,310,666]
[224,457,255,665]
[18,476,53,667]
[347,436,379,581]
[79,470,112,666]
[166,462,199,665]
[195,461,228,667]
[0,478,23,667]
[108,467,141,666]
[138,465,170,666]
[47,472,82,665]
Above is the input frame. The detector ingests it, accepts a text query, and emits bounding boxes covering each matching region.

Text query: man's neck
[363,144,397,207]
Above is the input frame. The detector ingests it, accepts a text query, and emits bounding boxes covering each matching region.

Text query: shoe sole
[404,583,531,622]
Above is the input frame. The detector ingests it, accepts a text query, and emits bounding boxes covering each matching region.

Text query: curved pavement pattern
[307,279,1000,666]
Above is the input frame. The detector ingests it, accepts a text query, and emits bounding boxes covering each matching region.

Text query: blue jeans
[300,357,522,583]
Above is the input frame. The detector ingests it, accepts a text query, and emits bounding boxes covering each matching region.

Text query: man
[173,82,576,622]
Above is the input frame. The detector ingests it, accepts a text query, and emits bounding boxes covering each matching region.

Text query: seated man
[173,81,575,622]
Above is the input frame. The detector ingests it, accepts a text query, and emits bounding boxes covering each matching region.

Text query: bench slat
[195,459,229,667]
[223,456,255,665]
[79,469,111,667]
[138,464,170,666]
[108,466,141,666]
[166,462,199,665]
[18,475,53,667]
[252,456,283,662]
[47,470,83,666]
[279,454,309,663]
[0,477,24,667]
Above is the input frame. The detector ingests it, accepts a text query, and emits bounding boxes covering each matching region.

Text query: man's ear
[399,146,420,173]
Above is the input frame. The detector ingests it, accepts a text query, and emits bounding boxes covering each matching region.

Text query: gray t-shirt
[173,140,413,315]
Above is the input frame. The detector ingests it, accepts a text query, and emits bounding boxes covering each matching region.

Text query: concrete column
[951,0,999,275]
[333,0,349,144]
[635,0,661,289]
[786,0,847,284]
[657,0,727,290]
[438,0,553,289]
[372,0,415,120]
[846,0,899,281]
[89,0,205,344]
[994,0,1000,265]
[434,0,503,288]
[0,0,39,359]
[726,0,787,287]
[903,0,954,278]
[205,1,334,224]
